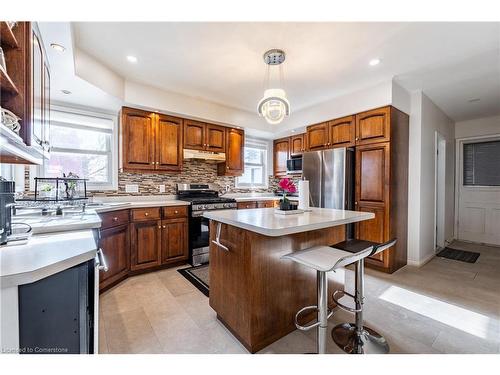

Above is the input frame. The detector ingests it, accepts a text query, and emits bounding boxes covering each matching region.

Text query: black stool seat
[331,239,379,254]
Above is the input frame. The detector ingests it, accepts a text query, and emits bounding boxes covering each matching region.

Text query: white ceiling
[72,22,500,122]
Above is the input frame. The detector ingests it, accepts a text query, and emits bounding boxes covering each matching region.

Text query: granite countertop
[0,229,98,288]
[203,207,375,237]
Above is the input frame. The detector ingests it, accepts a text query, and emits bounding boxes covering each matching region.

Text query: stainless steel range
[177,183,237,265]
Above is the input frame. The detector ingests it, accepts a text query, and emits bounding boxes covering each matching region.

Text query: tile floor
[98,240,500,354]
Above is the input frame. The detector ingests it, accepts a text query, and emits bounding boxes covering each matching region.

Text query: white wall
[455,115,500,139]
[407,92,455,266]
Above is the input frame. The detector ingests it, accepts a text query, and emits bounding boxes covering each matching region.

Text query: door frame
[454,133,500,242]
[434,131,446,251]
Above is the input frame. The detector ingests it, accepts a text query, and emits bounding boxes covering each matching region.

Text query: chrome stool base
[331,323,389,354]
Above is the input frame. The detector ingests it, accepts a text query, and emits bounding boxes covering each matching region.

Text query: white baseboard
[407,252,436,267]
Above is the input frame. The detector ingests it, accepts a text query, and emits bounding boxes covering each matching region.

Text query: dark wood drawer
[163,205,188,219]
[237,201,257,209]
[131,207,161,222]
[99,209,130,229]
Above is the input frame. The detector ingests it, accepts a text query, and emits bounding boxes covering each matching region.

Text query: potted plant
[278,178,297,211]
[40,184,54,199]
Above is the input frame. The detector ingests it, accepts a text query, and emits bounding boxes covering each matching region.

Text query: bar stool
[330,239,397,354]
[281,245,374,354]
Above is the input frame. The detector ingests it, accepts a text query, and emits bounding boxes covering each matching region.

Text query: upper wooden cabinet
[121,107,183,172]
[329,115,355,147]
[183,120,226,153]
[306,122,329,151]
[218,127,244,176]
[290,134,306,156]
[273,137,290,177]
[355,106,391,145]
[1,22,51,161]
[156,114,183,171]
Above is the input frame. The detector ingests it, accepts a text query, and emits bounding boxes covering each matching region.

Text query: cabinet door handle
[355,201,358,206]
[356,137,359,141]
[162,225,166,229]
[158,225,162,229]
[211,222,229,252]
[145,212,149,216]
[151,162,155,165]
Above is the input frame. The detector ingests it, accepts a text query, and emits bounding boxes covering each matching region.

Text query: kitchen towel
[298,180,310,211]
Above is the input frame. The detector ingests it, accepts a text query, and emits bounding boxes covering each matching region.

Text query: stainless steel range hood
[183,149,226,163]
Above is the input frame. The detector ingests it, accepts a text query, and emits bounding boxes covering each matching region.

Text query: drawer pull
[174,210,179,214]
[113,217,118,222]
[145,212,149,216]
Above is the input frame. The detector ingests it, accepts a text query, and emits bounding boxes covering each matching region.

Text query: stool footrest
[332,290,362,313]
[294,305,334,331]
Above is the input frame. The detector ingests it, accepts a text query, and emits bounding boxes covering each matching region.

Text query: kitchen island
[203,207,374,353]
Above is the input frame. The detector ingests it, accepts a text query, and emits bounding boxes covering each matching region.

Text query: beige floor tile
[104,307,163,354]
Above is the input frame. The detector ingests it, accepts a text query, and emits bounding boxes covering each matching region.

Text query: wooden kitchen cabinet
[218,127,244,176]
[256,200,275,208]
[99,224,130,290]
[355,106,391,145]
[237,201,258,209]
[329,115,355,147]
[121,107,183,172]
[354,107,409,273]
[1,22,51,161]
[160,219,189,263]
[273,137,290,177]
[130,220,162,271]
[183,120,226,153]
[306,122,329,151]
[290,134,306,155]
[156,114,183,171]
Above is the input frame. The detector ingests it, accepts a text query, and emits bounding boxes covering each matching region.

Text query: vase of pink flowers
[278,178,297,211]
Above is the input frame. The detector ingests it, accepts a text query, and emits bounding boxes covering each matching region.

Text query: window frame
[236,138,269,189]
[34,105,118,191]
[462,138,500,187]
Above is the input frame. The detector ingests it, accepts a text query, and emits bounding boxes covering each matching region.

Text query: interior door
[122,108,155,170]
[183,120,206,150]
[206,124,226,152]
[156,114,183,171]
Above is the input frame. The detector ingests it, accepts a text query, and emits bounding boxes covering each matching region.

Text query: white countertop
[203,207,375,237]
[0,230,98,288]
[91,200,190,213]
[12,211,102,235]
[229,195,299,202]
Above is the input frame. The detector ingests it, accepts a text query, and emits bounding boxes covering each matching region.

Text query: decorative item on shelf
[32,176,88,202]
[277,178,297,211]
[257,49,290,125]
[1,107,21,134]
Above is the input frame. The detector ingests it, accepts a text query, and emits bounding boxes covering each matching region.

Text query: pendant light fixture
[257,49,290,124]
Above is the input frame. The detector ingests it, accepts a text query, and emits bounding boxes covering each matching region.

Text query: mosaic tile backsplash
[25,160,300,197]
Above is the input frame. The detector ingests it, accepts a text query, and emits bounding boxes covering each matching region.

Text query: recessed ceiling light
[126,55,138,63]
[369,58,381,66]
[61,89,72,95]
[468,98,480,103]
[50,43,66,52]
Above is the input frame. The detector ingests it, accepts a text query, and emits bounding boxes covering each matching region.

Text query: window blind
[463,140,500,186]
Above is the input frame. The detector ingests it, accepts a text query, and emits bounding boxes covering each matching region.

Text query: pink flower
[278,178,297,193]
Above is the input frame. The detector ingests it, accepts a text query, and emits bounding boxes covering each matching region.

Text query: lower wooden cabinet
[130,220,162,271]
[160,219,189,263]
[257,200,275,208]
[99,224,130,290]
[237,201,258,209]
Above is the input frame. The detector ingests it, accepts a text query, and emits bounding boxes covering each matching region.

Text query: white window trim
[236,138,269,189]
[32,105,118,191]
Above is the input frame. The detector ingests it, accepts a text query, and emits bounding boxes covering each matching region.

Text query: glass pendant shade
[257,88,290,125]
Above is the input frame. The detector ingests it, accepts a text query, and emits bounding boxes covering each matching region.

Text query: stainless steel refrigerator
[302,147,355,237]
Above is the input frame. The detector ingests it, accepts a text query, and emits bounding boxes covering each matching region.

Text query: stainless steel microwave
[286,157,302,174]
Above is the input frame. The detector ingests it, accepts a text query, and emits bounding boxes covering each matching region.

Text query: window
[42,107,117,190]
[236,139,269,188]
[463,140,500,186]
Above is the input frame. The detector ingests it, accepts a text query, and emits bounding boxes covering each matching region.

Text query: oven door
[189,214,210,265]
